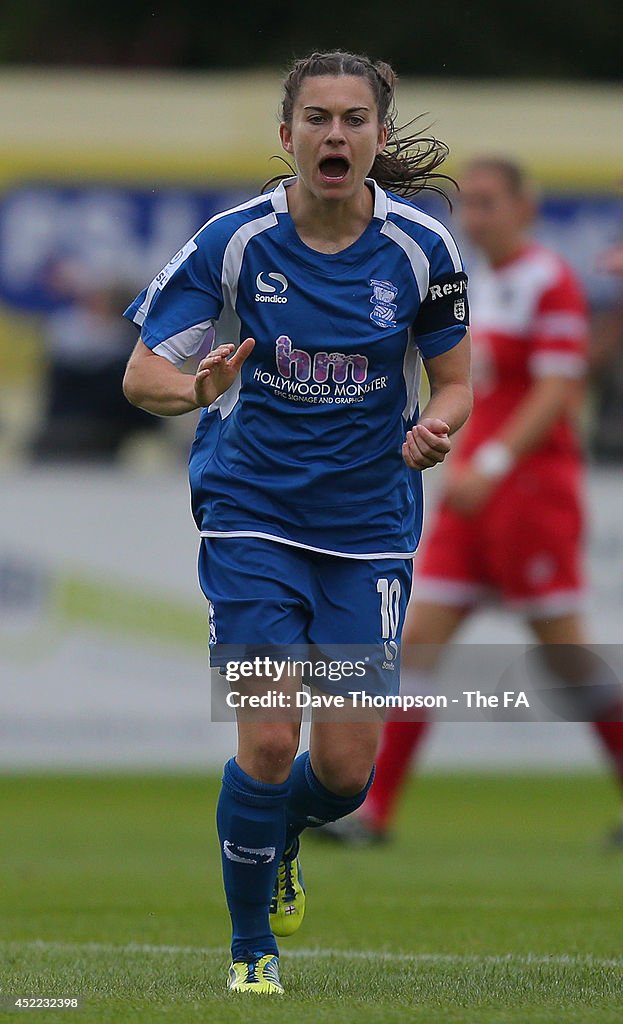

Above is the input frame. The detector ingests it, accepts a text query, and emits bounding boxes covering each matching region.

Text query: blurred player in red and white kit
[321,157,623,845]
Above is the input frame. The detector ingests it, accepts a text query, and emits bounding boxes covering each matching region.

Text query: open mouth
[318,156,350,182]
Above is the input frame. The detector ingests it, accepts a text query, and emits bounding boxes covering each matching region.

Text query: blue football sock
[217,757,290,961]
[285,750,375,849]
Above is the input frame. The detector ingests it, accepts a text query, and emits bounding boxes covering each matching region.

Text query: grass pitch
[2,771,623,1023]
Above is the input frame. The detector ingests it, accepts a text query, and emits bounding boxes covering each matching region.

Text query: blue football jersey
[124,177,469,558]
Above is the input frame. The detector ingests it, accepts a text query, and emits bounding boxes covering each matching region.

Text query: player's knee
[247,725,299,778]
[314,756,374,797]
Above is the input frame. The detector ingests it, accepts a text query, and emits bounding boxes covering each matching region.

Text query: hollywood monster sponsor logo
[275,335,368,384]
[250,335,388,405]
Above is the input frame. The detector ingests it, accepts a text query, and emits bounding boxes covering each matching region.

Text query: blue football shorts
[198,536,413,699]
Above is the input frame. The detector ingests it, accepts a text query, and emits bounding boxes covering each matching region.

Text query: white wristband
[472,441,515,480]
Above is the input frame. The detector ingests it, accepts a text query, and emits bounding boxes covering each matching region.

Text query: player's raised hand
[402,417,451,470]
[194,338,255,407]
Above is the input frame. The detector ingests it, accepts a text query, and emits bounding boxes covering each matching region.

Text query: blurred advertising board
[0,182,621,316]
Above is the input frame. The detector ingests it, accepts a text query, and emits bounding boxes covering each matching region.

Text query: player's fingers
[417,417,450,436]
[403,437,436,469]
[405,430,433,461]
[411,436,448,464]
[407,429,446,463]
[402,442,420,468]
[403,447,436,470]
[413,424,451,453]
[403,431,419,457]
[228,337,255,370]
[197,346,233,372]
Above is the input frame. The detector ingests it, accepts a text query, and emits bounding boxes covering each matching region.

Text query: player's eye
[307,114,326,124]
[348,116,365,126]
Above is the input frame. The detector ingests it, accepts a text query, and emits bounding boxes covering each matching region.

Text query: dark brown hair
[263,50,455,202]
[462,156,533,196]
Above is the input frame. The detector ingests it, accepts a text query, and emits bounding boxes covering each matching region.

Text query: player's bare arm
[403,331,472,470]
[447,373,582,513]
[123,337,255,416]
[493,373,583,460]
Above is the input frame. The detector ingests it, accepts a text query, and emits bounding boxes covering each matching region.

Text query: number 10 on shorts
[376,578,401,662]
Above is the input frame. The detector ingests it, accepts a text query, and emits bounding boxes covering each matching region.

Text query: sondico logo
[255,272,288,303]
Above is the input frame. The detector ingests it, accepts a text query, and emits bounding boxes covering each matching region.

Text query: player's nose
[324,117,346,143]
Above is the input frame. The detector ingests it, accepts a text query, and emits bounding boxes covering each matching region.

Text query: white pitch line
[5,941,623,969]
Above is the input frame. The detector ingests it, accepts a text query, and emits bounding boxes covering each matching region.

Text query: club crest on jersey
[369,279,398,329]
[454,298,466,321]
[255,271,288,303]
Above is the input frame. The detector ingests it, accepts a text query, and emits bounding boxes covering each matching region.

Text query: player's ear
[376,122,388,156]
[280,122,294,155]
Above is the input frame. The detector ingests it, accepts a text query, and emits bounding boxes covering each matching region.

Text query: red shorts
[415,458,585,617]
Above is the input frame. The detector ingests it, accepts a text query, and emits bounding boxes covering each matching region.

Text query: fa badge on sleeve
[454,297,466,322]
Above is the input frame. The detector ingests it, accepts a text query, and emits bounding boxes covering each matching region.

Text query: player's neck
[485,237,530,269]
[285,179,374,254]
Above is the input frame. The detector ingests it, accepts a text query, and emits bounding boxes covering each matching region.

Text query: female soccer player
[123,50,472,994]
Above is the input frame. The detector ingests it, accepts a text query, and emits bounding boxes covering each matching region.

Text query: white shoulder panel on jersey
[133,237,197,328]
[387,198,462,272]
[470,247,569,338]
[133,192,273,330]
[221,212,278,310]
[508,247,562,295]
[380,220,430,300]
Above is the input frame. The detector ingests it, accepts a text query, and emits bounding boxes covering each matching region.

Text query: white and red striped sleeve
[529,261,589,380]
